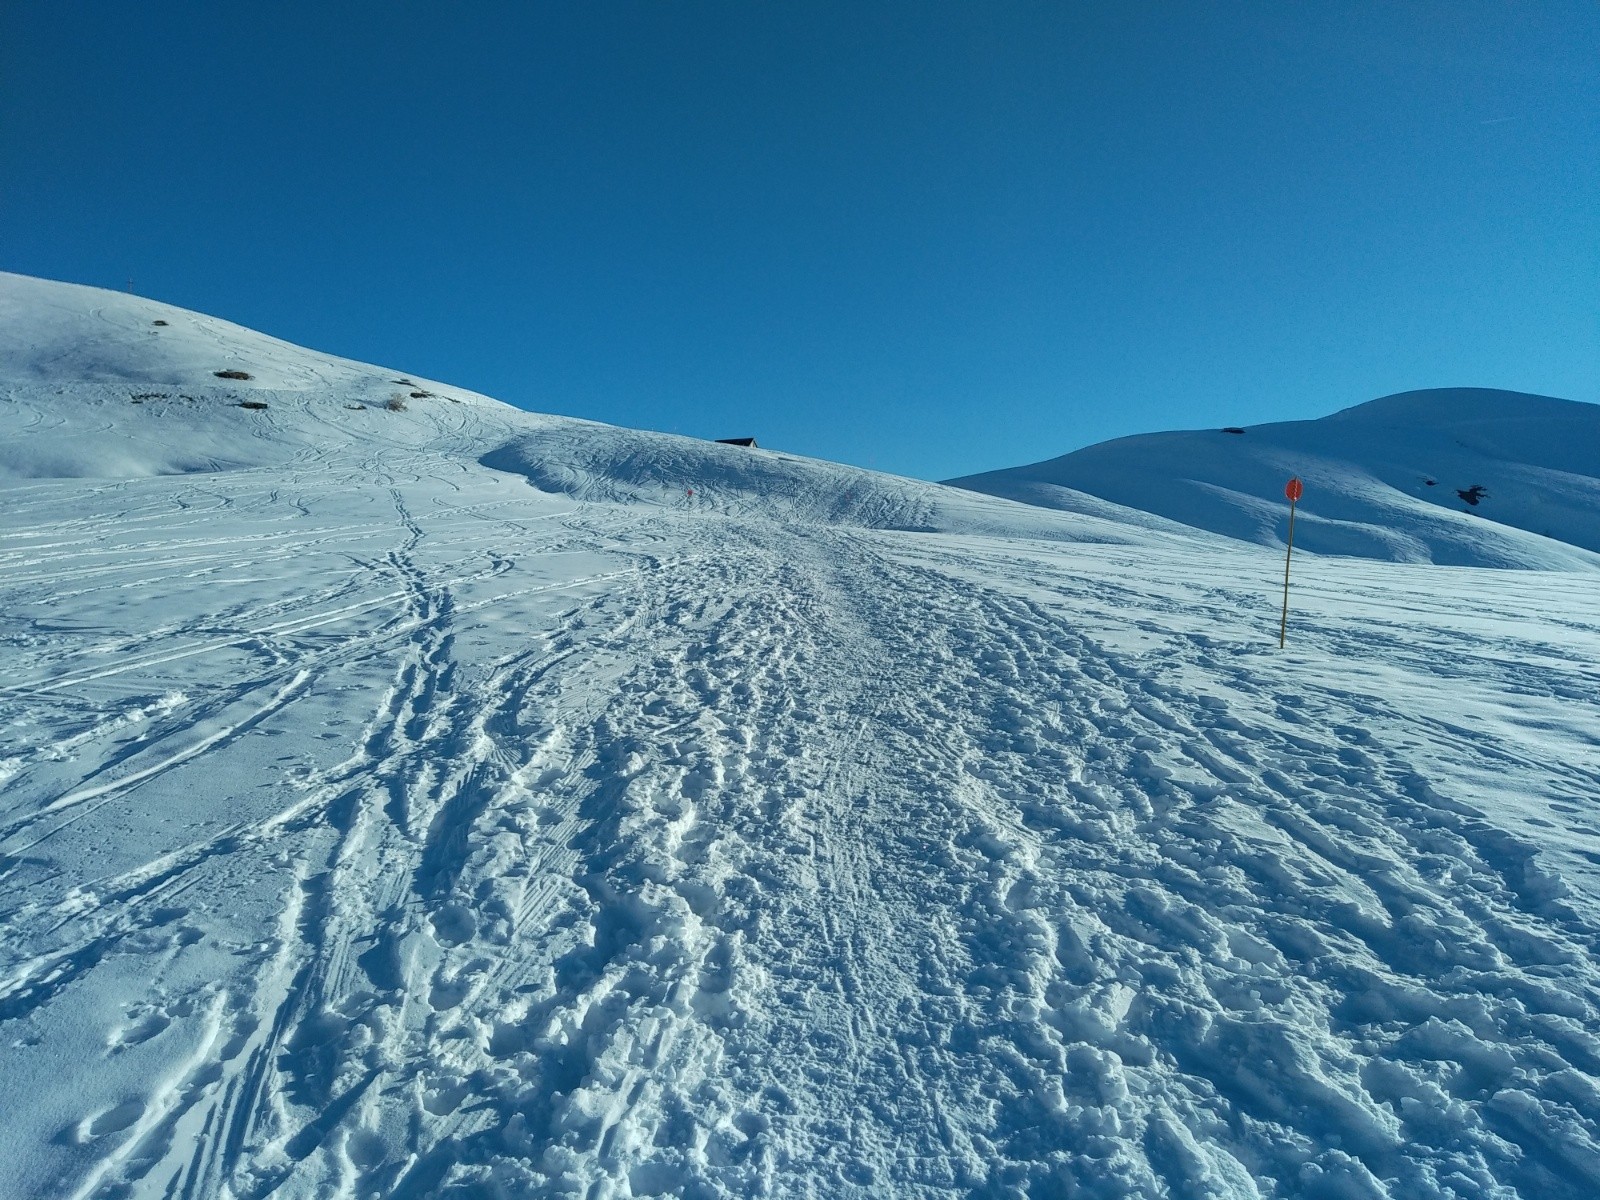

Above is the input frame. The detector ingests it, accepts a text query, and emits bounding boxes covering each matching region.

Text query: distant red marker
[1279,477,1302,647]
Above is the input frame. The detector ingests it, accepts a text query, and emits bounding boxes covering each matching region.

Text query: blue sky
[3,2,1596,480]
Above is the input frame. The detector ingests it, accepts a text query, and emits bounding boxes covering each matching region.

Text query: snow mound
[480,425,1160,544]
[950,388,1600,571]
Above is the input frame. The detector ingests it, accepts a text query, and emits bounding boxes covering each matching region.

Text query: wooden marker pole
[1279,476,1303,648]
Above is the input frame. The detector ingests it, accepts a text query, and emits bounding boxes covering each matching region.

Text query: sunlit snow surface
[3,273,1600,1199]
[949,388,1600,571]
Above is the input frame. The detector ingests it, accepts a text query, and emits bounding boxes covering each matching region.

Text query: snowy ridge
[3,273,1600,1198]
[480,425,1164,545]
[949,389,1600,571]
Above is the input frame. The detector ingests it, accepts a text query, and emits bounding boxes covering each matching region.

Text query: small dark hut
[716,437,759,448]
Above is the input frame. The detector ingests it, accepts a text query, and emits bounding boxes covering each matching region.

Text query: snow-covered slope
[949,389,1600,570]
[0,271,515,478]
[478,423,1178,545]
[4,274,1600,1199]
[0,272,1153,548]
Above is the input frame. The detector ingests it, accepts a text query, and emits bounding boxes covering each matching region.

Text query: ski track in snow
[2,453,1599,1198]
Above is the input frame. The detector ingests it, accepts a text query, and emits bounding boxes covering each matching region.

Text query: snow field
[2,454,1598,1197]
[3,273,1600,1197]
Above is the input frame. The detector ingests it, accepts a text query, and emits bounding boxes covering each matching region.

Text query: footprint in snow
[108,1009,170,1052]
[73,1099,145,1142]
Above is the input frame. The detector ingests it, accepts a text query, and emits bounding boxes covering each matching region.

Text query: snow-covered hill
[949,389,1600,570]
[0,270,512,479]
[4,274,1600,1199]
[0,273,1156,549]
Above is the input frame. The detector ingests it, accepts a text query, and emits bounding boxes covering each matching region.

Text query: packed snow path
[3,456,1600,1199]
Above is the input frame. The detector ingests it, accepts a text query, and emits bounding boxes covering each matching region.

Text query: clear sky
[3,2,1596,480]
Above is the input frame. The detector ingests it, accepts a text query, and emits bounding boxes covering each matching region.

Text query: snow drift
[478,424,1168,545]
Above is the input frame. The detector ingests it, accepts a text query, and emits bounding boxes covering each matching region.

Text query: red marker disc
[1285,477,1304,503]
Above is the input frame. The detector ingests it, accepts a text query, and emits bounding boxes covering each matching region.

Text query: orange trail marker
[1279,476,1302,648]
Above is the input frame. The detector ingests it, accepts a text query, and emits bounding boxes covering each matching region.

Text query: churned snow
[2,272,1599,1199]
